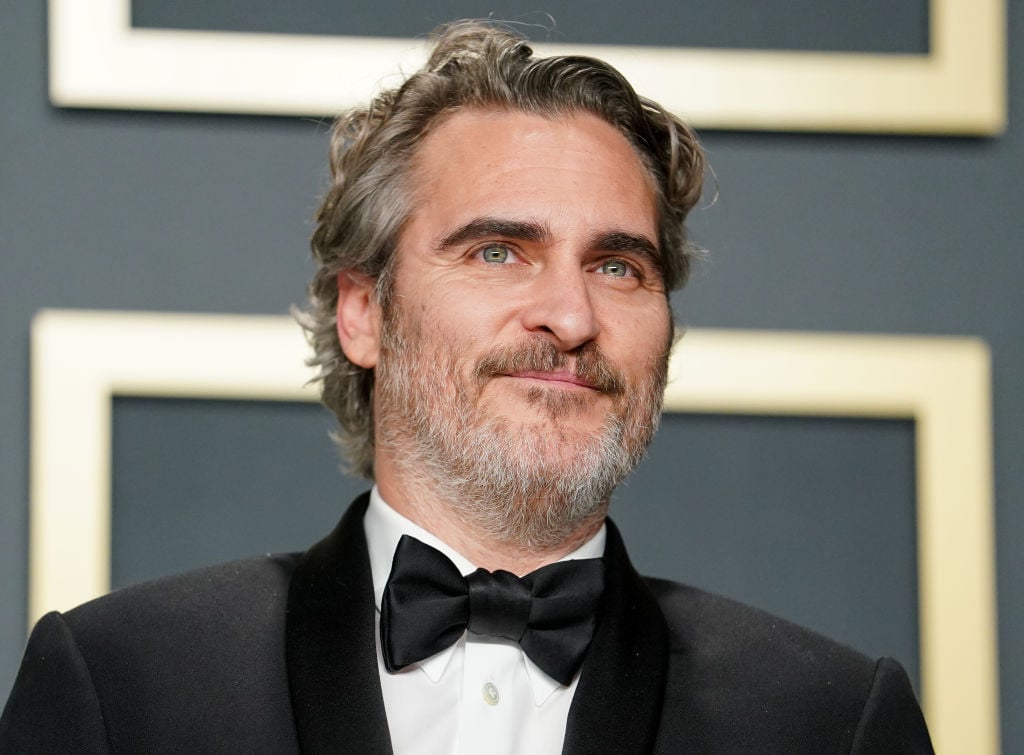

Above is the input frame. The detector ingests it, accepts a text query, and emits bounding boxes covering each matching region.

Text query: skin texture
[335,109,672,574]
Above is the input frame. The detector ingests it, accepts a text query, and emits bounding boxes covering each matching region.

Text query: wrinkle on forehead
[404,109,659,245]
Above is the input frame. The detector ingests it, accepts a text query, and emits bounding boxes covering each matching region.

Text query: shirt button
[482,681,500,706]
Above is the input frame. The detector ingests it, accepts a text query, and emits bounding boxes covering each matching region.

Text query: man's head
[300,20,706,484]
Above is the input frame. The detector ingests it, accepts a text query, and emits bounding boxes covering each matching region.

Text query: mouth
[503,370,600,391]
[475,339,625,397]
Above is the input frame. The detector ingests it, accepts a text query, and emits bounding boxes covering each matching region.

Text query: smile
[503,370,600,391]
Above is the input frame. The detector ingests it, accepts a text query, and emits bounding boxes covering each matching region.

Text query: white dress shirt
[364,487,606,755]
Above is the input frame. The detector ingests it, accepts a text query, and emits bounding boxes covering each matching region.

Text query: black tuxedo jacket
[2,494,932,753]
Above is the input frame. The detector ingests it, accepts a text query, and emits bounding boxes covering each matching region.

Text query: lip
[503,370,598,390]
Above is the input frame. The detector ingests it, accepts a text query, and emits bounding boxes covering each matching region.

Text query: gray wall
[3,1,1021,748]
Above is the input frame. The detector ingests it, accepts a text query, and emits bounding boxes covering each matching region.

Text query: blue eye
[481,245,510,263]
[599,259,631,277]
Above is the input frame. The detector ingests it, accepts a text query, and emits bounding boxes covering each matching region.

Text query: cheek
[412,298,510,368]
[603,299,671,353]
[436,286,524,342]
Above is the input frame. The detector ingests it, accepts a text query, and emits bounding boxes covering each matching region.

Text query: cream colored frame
[30,309,997,752]
[48,0,1004,134]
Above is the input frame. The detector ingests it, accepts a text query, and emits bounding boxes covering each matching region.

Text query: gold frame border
[30,309,999,752]
[48,0,1005,134]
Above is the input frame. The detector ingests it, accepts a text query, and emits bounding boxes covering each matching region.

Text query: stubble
[374,302,668,549]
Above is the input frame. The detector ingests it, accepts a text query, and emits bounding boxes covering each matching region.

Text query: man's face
[370,109,672,546]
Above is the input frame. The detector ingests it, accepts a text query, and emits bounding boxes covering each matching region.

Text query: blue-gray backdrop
[2,1,1020,748]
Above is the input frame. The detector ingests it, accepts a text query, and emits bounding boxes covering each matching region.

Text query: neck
[374,457,607,575]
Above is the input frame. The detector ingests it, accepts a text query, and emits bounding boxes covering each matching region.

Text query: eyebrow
[437,217,551,250]
[589,231,660,260]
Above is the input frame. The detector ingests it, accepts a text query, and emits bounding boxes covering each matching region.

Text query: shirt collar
[364,485,606,704]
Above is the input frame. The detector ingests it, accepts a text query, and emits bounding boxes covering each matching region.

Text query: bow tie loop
[466,568,531,639]
[381,535,605,686]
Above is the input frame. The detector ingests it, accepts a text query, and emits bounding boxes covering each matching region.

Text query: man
[2,21,932,753]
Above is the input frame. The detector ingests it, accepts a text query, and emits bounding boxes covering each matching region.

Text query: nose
[519,266,600,350]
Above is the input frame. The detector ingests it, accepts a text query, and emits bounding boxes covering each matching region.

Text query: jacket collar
[563,518,669,754]
[286,492,393,754]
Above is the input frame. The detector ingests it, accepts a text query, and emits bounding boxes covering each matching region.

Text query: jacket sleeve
[0,611,111,754]
[849,657,934,754]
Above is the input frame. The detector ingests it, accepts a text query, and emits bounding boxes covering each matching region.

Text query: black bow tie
[380,535,605,686]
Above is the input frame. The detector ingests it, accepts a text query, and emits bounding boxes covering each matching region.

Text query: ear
[335,271,381,369]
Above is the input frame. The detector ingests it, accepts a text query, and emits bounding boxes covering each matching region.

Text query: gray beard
[374,309,667,550]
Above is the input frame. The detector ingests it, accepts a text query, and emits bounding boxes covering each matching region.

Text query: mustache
[474,338,626,396]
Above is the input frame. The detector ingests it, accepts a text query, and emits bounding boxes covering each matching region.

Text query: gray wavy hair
[296,20,707,479]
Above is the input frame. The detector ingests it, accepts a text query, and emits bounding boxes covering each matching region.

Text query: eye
[477,244,515,264]
[597,259,634,278]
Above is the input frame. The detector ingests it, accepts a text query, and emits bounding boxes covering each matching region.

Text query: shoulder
[57,553,303,696]
[645,576,875,675]
[64,553,300,636]
[643,577,933,753]
[2,555,304,752]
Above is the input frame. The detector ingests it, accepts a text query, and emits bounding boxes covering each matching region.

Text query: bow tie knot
[381,535,605,686]
[467,568,531,639]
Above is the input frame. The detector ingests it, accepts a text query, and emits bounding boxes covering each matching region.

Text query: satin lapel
[286,493,393,754]
[562,519,669,755]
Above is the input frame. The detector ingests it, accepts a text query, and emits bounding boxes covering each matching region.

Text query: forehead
[404,108,658,240]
